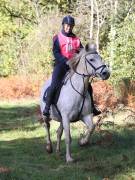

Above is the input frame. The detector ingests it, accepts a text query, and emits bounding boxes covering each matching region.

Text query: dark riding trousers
[51,62,69,92]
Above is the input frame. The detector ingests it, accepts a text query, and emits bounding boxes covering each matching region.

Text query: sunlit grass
[0,99,135,180]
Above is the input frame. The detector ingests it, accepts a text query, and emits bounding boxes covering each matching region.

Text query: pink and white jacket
[57,32,81,60]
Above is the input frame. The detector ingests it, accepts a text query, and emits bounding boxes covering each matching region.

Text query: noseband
[74,52,107,77]
[85,53,106,76]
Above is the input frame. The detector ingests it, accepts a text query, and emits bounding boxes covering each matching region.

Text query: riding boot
[43,88,54,121]
[88,83,101,116]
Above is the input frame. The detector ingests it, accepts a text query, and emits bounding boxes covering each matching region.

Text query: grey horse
[40,43,110,162]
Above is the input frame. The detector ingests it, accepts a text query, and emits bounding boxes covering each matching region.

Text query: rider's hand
[66,60,70,66]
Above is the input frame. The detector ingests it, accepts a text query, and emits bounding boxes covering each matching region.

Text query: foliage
[0,0,34,76]
[17,13,63,75]
[0,0,76,76]
[0,0,135,90]
[109,14,135,81]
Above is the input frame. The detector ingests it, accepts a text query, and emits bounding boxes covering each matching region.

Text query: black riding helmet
[62,15,75,26]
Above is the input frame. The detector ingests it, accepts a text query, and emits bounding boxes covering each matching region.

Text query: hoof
[46,144,53,153]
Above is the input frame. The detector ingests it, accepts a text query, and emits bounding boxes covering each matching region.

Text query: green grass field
[0,100,135,180]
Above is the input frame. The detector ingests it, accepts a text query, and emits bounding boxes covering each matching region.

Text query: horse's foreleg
[62,117,73,162]
[56,122,63,153]
[79,114,95,146]
[43,118,53,153]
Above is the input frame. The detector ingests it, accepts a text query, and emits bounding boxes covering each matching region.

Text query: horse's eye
[90,59,94,62]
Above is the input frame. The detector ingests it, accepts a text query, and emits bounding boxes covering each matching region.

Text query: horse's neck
[71,72,89,94]
[70,57,89,93]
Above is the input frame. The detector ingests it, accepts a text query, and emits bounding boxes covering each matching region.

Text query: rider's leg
[43,87,55,118]
[43,62,69,119]
[88,83,101,116]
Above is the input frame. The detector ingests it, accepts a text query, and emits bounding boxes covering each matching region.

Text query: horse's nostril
[102,71,107,75]
[102,71,110,80]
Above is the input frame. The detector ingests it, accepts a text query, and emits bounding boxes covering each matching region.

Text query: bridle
[74,52,107,78]
[69,51,107,118]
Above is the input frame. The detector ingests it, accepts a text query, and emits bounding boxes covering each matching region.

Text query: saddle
[43,83,63,105]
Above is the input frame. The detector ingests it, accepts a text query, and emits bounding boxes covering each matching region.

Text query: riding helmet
[62,15,75,26]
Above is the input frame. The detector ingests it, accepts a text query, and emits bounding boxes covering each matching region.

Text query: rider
[43,15,101,120]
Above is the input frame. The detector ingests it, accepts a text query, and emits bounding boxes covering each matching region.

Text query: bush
[17,12,63,76]
[107,14,135,84]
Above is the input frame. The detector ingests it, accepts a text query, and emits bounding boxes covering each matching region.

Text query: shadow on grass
[0,104,135,179]
[0,105,39,131]
[0,127,135,180]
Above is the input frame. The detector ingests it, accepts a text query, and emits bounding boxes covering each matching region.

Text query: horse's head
[82,43,110,80]
[69,43,110,80]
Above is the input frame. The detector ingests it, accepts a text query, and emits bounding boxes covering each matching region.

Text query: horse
[40,43,110,162]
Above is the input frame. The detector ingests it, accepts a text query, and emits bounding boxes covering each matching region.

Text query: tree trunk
[90,0,94,40]
[95,0,99,52]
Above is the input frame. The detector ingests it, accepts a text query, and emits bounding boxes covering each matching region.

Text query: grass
[0,99,135,180]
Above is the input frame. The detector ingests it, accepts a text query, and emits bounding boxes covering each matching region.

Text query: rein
[70,75,86,119]
[69,51,106,118]
[74,52,107,77]
[85,54,106,76]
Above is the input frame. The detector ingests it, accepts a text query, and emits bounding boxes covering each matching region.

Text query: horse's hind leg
[43,118,53,153]
[56,122,63,153]
[79,114,95,146]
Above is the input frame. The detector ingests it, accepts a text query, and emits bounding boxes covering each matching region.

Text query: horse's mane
[67,43,98,76]
[67,48,85,73]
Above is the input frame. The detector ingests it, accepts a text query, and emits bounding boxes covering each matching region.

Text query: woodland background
[0,0,135,109]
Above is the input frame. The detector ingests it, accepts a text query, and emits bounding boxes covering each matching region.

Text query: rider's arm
[53,36,68,64]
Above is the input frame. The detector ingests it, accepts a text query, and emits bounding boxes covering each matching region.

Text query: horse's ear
[85,43,97,52]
